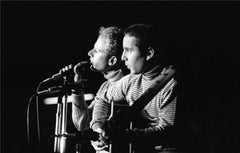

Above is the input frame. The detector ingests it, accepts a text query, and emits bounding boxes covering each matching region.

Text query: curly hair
[98,26,124,58]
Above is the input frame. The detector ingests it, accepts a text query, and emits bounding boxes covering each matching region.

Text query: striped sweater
[90,65,178,144]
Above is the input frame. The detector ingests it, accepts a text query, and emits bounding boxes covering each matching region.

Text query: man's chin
[90,65,98,72]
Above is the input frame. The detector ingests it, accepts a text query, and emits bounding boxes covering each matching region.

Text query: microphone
[42,61,89,83]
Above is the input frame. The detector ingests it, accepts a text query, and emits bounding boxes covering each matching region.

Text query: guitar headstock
[161,65,176,76]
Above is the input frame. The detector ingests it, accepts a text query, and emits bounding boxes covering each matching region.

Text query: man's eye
[125,49,132,52]
[94,49,100,53]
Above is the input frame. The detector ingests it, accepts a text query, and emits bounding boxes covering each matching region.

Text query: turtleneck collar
[142,64,174,80]
[103,69,124,82]
[142,64,163,80]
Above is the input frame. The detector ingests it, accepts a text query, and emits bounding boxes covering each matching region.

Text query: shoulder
[99,80,109,88]
[96,80,110,94]
[161,74,178,98]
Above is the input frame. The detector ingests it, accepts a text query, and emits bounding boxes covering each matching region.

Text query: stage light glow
[43,93,94,105]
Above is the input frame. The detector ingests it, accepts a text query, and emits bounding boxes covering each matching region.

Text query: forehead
[123,35,139,47]
[94,37,109,51]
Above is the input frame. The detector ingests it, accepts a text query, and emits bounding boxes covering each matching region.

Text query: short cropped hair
[98,26,124,58]
[124,23,163,56]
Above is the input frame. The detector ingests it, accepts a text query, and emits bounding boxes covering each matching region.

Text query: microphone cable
[26,81,43,145]
[26,94,36,144]
[36,81,43,145]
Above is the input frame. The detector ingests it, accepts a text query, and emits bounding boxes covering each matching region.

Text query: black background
[2,1,240,153]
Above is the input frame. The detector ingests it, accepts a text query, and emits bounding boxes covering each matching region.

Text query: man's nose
[88,49,94,57]
[121,50,126,61]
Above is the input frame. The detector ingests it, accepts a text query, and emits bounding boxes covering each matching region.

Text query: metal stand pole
[59,93,68,153]
[54,97,63,153]
[129,121,133,153]
[53,78,71,153]
[108,100,114,153]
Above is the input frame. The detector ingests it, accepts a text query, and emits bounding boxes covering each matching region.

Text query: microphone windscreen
[74,61,90,74]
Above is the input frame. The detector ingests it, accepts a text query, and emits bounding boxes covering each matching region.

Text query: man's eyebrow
[95,48,107,53]
[124,47,133,51]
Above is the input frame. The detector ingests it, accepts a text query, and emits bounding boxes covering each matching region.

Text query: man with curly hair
[71,26,128,152]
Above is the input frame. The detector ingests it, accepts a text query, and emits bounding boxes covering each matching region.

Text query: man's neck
[103,68,124,82]
[141,61,160,74]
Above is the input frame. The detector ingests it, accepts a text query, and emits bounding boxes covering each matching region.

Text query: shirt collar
[142,64,162,79]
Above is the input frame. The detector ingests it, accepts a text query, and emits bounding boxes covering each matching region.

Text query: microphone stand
[53,77,72,153]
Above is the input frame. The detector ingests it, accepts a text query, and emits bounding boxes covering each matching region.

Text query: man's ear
[146,47,154,61]
[108,56,117,66]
